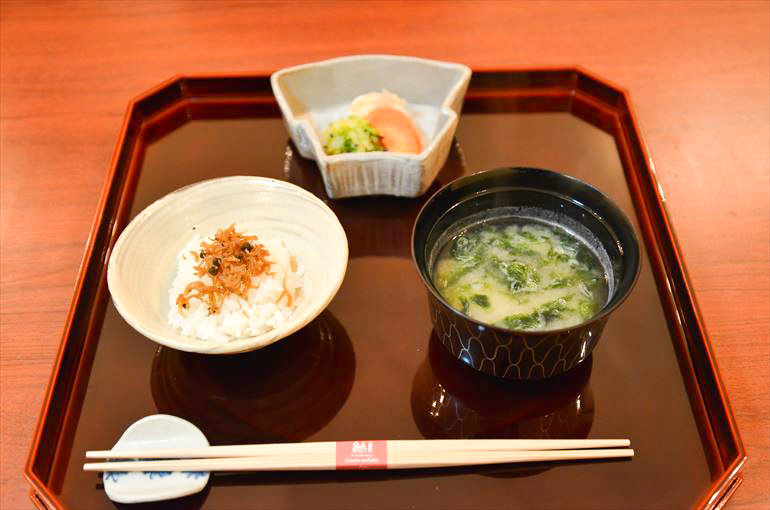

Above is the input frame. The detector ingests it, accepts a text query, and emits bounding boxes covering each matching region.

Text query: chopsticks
[84,449,633,472]
[83,439,633,472]
[85,438,629,459]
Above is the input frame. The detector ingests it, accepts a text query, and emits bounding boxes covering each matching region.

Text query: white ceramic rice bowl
[107,176,348,354]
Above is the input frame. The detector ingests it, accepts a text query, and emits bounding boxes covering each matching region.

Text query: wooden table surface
[1,1,767,508]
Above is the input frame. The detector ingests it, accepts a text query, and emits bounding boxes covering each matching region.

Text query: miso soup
[432,219,609,331]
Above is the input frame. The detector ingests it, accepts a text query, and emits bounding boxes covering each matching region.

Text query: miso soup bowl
[412,167,640,380]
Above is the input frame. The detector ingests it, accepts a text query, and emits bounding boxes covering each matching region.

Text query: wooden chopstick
[85,438,631,459]
[83,448,634,472]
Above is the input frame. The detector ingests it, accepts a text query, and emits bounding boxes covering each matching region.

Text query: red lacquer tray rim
[24,67,745,510]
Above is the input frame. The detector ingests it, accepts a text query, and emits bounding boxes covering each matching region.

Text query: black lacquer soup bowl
[412,167,640,380]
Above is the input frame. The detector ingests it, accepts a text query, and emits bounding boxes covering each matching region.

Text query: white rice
[167,231,304,342]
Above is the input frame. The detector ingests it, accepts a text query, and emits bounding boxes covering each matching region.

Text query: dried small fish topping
[175,224,284,314]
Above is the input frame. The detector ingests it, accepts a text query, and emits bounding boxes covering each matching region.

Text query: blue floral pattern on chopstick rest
[102,458,210,504]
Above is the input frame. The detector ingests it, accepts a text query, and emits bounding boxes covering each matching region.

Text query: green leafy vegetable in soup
[433,220,608,331]
[322,115,385,155]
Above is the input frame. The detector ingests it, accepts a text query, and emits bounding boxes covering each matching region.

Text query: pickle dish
[271,55,471,199]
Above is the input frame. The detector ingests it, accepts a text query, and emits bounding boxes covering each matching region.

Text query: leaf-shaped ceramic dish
[271,55,471,198]
[107,176,348,354]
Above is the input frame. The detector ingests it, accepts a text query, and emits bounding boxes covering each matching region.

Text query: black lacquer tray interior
[25,69,744,510]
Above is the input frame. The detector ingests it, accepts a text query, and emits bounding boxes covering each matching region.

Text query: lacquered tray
[25,69,745,509]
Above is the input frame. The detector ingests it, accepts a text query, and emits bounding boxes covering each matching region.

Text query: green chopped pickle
[321,115,385,155]
[433,220,609,331]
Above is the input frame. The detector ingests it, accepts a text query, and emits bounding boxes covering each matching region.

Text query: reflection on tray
[150,312,355,445]
[283,140,465,259]
[412,333,594,440]
[411,334,594,477]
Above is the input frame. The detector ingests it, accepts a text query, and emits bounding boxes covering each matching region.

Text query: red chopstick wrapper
[336,441,387,469]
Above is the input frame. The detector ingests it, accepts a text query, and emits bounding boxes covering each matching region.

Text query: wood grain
[1,1,767,508]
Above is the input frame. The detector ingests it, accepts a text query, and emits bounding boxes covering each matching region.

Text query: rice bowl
[107,176,348,355]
